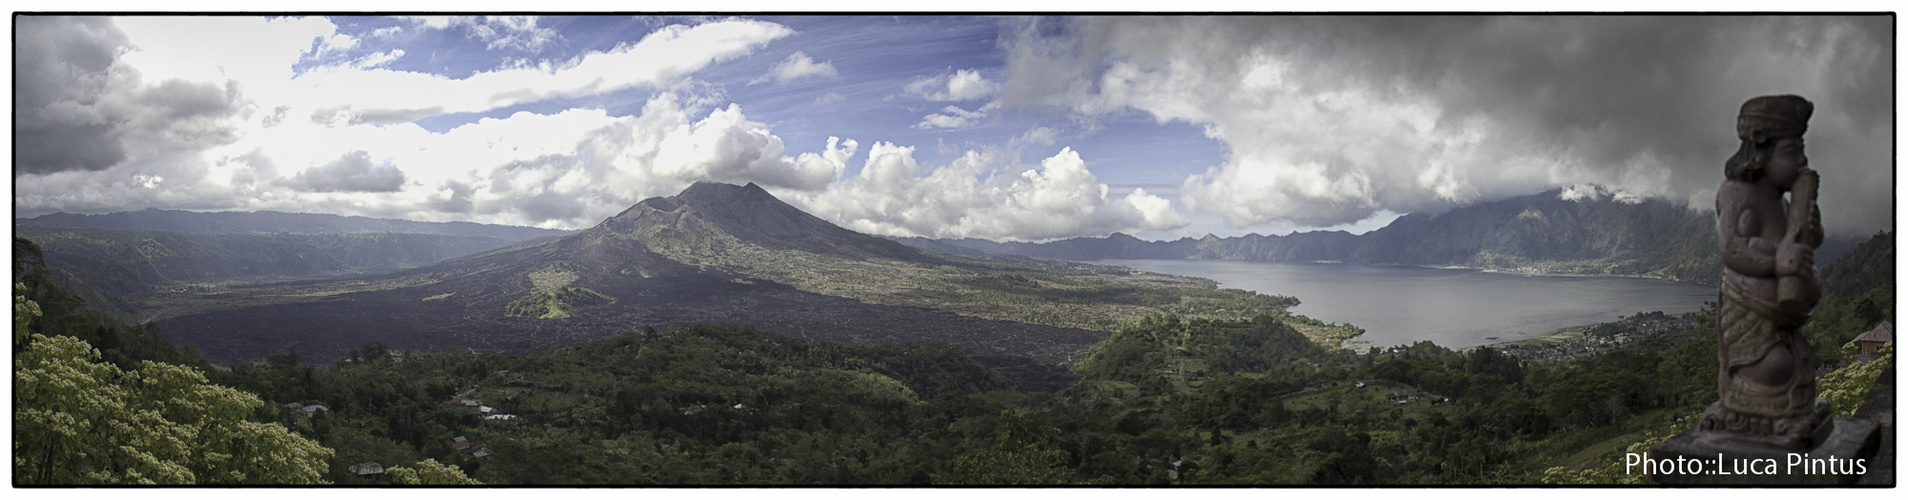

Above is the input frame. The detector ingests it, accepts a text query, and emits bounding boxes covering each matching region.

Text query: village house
[1853,321,1893,362]
[285,401,329,416]
[450,396,492,414]
[452,436,488,457]
[348,462,384,478]
[494,370,542,384]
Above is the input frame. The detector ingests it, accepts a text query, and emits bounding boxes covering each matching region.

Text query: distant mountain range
[15,210,572,301]
[897,188,1865,285]
[18,208,571,240]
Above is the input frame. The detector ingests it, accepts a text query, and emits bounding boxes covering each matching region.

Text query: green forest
[11,232,1895,485]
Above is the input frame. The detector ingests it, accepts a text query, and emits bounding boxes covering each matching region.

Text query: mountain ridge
[18,208,573,241]
[899,189,1866,285]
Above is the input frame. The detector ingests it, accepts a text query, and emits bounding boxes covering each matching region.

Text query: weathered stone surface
[1651,95,1884,484]
[1652,412,1879,484]
[1854,362,1895,486]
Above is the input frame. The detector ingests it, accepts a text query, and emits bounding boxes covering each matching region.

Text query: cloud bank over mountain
[995,16,1892,234]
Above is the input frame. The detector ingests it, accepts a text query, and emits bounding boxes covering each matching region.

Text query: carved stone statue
[1706,94,1826,446]
[1651,95,1879,484]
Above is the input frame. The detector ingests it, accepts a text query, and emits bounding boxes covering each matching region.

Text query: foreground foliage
[13,288,333,485]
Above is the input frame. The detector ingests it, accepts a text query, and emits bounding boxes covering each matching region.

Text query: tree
[14,289,334,484]
[1818,341,1894,417]
[386,458,482,485]
[951,410,1087,485]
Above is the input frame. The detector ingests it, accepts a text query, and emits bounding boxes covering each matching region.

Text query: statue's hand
[1776,241,1814,276]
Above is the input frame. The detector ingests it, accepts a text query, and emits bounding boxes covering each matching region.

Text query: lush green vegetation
[20,306,1714,485]
[12,230,1892,485]
[505,286,615,319]
[14,286,334,484]
[1802,231,1895,365]
[14,238,211,371]
[2,280,1858,485]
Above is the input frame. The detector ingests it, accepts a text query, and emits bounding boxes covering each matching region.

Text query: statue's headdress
[1726,95,1813,182]
[1737,95,1813,143]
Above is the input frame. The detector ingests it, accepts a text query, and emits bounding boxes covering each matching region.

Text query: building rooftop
[1854,321,1894,344]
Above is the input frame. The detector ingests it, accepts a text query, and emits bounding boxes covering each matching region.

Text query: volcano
[155,182,1103,390]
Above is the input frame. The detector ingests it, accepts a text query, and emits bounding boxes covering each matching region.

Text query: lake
[1096,259,1717,350]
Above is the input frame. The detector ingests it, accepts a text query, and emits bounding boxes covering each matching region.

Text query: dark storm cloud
[1345,16,1890,205]
[1001,15,1893,235]
[285,150,408,193]
[14,16,248,176]
[14,16,133,173]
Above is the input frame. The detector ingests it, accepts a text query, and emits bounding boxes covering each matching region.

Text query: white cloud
[369,25,405,39]
[776,145,1189,241]
[13,16,817,230]
[754,51,838,84]
[905,68,999,102]
[650,102,840,191]
[404,16,453,30]
[351,49,405,69]
[279,18,793,127]
[282,150,407,193]
[456,15,559,52]
[912,105,990,130]
[394,16,551,51]
[1016,127,1059,146]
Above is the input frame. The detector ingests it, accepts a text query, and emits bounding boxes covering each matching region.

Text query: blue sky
[12,15,1895,241]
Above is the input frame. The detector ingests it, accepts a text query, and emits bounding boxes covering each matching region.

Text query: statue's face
[1763,137,1808,188]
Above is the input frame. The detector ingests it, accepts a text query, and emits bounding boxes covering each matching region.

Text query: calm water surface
[1098,260,1716,350]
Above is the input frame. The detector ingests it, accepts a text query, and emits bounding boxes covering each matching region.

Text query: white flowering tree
[13,285,334,484]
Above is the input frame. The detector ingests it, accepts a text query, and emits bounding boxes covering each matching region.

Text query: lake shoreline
[1100,258,1715,354]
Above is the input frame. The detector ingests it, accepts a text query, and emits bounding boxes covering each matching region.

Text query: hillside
[143,182,1327,391]
[1802,230,1897,364]
[910,188,1867,285]
[15,209,574,314]
[16,226,538,301]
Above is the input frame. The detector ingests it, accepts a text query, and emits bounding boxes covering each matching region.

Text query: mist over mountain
[903,189,1868,285]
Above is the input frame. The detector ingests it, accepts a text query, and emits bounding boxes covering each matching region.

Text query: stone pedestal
[1650,405,1881,485]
